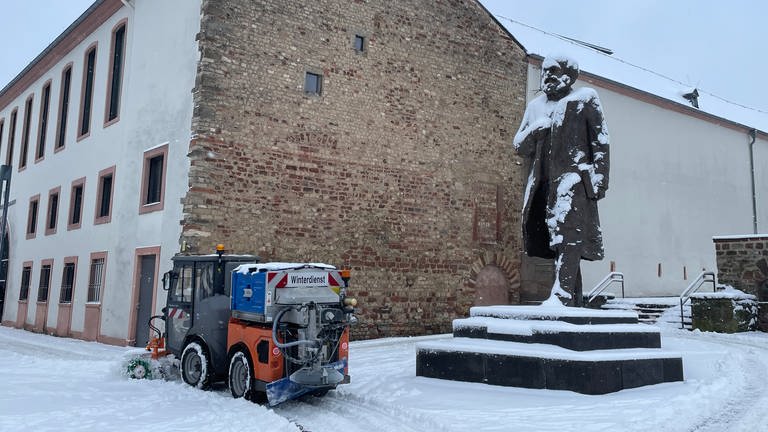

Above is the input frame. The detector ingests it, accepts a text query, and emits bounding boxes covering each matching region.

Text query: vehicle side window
[171,265,194,303]
[196,263,214,300]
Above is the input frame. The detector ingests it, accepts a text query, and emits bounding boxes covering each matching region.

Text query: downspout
[749,129,757,234]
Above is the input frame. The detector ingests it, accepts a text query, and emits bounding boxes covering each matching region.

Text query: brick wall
[713,235,768,331]
[714,236,768,297]
[184,0,529,338]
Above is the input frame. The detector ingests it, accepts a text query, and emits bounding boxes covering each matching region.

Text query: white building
[503,19,768,299]
[0,0,201,345]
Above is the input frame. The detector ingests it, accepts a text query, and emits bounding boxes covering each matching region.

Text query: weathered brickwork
[714,236,768,331]
[183,0,529,338]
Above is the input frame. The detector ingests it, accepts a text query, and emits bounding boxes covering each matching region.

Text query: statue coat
[513,87,610,261]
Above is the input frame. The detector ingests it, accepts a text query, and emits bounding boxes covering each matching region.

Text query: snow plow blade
[266,360,347,406]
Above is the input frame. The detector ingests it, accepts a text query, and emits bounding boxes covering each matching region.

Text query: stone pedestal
[416,305,684,395]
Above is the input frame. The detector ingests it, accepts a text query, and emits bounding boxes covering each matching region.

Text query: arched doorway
[467,252,521,307]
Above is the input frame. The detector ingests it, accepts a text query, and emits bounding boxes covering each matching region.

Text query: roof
[495,17,768,136]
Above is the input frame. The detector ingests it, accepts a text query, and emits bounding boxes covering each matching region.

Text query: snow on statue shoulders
[513,87,604,149]
[513,54,611,307]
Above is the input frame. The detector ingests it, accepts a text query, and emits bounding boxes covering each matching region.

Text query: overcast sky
[1,0,766,113]
[479,0,767,113]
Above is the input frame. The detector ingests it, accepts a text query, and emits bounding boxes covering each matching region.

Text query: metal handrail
[586,272,625,304]
[678,271,717,329]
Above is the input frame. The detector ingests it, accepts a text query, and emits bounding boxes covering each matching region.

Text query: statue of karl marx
[513,55,610,307]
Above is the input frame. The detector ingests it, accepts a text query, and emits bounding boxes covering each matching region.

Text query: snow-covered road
[1,325,767,431]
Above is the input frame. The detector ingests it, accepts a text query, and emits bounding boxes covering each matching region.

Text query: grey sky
[0,1,94,89]
[1,0,765,113]
[479,0,767,113]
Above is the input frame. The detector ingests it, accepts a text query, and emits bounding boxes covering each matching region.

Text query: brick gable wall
[184,0,528,338]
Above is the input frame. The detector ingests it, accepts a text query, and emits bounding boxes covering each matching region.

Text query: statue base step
[416,305,684,394]
[454,317,661,351]
[416,338,683,394]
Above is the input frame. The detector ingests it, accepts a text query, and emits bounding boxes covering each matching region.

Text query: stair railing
[678,271,716,329]
[586,272,625,304]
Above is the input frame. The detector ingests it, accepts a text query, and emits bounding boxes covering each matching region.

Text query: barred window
[87,257,105,303]
[19,265,31,301]
[37,264,52,302]
[59,262,76,303]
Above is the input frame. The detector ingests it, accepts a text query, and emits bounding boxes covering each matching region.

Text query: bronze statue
[513,55,610,307]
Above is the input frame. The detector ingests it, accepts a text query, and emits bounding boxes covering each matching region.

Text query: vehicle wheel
[228,350,254,400]
[181,342,211,389]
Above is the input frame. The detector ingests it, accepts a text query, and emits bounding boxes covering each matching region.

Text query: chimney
[682,88,699,108]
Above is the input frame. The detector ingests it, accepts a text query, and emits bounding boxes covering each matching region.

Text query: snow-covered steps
[416,305,684,395]
[453,316,661,351]
[601,297,680,324]
[471,305,639,325]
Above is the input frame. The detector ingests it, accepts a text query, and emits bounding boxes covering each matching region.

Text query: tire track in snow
[277,391,456,432]
[677,332,768,432]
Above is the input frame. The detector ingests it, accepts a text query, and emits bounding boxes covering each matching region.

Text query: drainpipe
[749,129,758,234]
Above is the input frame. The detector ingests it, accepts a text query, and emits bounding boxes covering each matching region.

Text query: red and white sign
[167,308,186,319]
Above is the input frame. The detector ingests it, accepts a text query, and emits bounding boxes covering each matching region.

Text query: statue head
[541,55,579,101]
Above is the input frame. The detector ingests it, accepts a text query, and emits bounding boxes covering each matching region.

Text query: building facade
[0,0,529,344]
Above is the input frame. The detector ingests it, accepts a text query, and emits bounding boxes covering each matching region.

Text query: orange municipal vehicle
[129,246,357,406]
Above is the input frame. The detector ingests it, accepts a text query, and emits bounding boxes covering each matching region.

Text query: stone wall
[183,0,529,338]
[713,235,768,331]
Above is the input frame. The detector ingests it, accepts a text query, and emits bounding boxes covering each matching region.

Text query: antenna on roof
[557,35,614,55]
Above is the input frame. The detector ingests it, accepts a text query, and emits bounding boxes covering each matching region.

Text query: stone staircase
[416,305,684,394]
[601,297,688,327]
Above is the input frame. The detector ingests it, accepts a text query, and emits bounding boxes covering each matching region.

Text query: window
[106,23,126,124]
[79,45,97,139]
[19,264,32,301]
[140,144,168,214]
[37,81,52,162]
[5,108,17,165]
[0,119,4,157]
[56,65,72,150]
[171,265,194,303]
[68,177,85,230]
[59,259,77,303]
[19,95,33,170]
[46,187,61,235]
[26,194,40,239]
[37,261,53,303]
[87,256,105,303]
[94,166,115,224]
[304,72,322,95]
[354,35,366,52]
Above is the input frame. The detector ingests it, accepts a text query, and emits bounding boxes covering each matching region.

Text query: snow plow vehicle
[127,246,357,406]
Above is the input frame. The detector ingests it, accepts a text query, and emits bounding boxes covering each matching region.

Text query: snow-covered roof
[498,18,768,134]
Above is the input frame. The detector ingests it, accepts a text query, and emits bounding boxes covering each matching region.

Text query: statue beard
[542,75,573,101]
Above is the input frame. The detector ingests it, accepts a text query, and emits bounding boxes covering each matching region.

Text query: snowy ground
[1,325,767,432]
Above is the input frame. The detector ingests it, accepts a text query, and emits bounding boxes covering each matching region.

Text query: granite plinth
[416,305,684,394]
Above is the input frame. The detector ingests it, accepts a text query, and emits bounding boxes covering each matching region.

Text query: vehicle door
[165,263,194,356]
